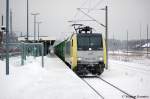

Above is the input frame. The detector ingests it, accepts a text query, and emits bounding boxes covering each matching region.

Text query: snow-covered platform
[1,55,150,99]
[0,55,101,99]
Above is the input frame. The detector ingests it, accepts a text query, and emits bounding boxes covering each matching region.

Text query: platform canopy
[18,36,56,41]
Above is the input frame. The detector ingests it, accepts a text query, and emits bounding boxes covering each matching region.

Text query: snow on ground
[142,43,150,47]
[109,51,150,66]
[100,59,150,99]
[0,55,101,99]
[85,78,125,99]
[131,57,150,66]
[0,54,150,99]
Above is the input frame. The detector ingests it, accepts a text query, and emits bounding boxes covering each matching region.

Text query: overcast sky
[0,0,150,40]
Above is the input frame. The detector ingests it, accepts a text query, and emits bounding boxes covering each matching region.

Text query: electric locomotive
[54,24,106,76]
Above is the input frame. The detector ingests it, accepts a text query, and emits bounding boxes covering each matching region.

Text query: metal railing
[0,42,44,75]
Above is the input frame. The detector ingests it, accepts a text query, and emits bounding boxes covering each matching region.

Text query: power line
[75,0,104,18]
[77,8,105,27]
[74,0,89,19]
[91,0,104,11]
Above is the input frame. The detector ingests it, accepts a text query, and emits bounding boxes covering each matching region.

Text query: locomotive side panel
[71,34,77,70]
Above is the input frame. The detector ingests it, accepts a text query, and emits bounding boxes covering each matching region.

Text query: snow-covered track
[82,78,104,99]
[81,76,136,99]
[96,76,135,99]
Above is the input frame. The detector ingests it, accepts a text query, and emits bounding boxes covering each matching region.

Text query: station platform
[0,55,101,99]
[37,55,101,99]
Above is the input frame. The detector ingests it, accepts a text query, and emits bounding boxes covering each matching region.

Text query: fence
[0,42,44,74]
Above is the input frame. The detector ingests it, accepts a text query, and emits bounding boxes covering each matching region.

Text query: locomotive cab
[76,33,105,75]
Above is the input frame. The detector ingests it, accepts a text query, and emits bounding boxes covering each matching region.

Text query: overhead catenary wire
[73,0,104,23]
[89,0,104,11]
[77,8,105,28]
[73,0,89,19]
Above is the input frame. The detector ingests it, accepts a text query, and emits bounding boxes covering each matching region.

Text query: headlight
[78,57,82,61]
[99,57,103,61]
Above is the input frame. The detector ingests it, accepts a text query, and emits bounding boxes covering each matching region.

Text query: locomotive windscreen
[77,34,103,50]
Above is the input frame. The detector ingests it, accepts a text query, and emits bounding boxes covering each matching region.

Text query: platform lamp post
[31,12,40,42]
[37,21,42,57]
[26,0,29,41]
[31,12,39,58]
[6,0,10,75]
[37,21,42,41]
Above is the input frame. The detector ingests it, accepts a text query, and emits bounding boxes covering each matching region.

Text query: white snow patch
[142,42,150,47]
[100,59,150,98]
[0,56,101,99]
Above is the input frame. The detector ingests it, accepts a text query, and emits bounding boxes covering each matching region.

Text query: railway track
[82,78,105,99]
[96,76,135,99]
[81,76,136,99]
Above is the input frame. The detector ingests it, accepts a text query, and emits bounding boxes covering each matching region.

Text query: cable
[72,0,105,25]
[77,8,105,27]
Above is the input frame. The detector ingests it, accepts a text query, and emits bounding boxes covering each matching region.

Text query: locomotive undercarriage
[75,62,105,76]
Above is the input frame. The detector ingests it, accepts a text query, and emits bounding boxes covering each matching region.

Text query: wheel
[74,66,88,76]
